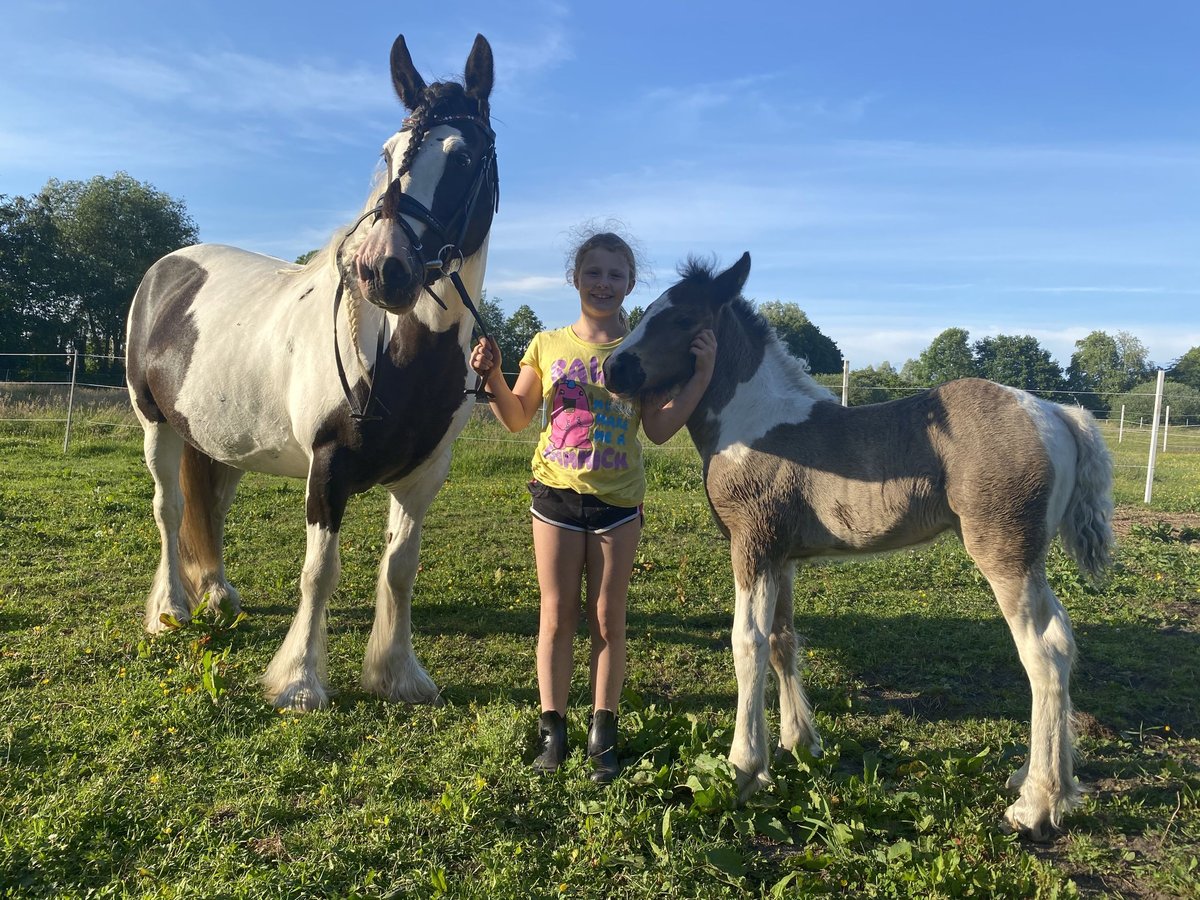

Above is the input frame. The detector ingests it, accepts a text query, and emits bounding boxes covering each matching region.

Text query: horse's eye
[453,151,472,168]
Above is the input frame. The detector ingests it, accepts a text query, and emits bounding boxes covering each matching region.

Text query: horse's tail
[1052,404,1115,581]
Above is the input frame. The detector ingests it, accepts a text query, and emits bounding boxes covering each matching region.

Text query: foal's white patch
[999,386,1077,534]
[713,343,821,452]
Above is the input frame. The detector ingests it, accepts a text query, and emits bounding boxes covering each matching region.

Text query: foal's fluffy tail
[1053,405,1115,580]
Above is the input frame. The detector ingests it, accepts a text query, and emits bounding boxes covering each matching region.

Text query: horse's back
[706,377,1079,562]
[126,244,329,476]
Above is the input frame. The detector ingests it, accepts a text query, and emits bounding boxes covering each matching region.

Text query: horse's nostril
[381,257,406,289]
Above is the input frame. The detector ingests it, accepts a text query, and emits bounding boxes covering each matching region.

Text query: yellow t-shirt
[520,326,645,507]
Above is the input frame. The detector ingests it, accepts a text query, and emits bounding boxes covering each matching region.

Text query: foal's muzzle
[603,352,645,398]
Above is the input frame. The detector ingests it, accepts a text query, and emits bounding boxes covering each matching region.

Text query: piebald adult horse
[126,34,498,711]
[604,254,1114,840]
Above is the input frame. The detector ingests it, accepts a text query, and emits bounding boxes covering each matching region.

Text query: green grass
[1,413,1198,898]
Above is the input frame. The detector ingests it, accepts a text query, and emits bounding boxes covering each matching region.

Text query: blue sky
[3,1,1197,369]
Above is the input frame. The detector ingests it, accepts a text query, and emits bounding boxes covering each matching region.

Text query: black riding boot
[532,711,567,773]
[587,709,621,784]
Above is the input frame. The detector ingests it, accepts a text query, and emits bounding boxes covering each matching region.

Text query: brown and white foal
[604,253,1114,841]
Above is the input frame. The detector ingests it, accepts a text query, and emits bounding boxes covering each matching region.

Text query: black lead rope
[425,269,496,401]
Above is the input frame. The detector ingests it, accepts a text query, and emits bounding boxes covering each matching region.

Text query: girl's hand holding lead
[470,337,501,379]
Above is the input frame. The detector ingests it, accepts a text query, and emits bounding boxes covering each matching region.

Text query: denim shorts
[528,480,642,534]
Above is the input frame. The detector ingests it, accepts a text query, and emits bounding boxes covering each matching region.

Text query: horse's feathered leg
[360,451,449,705]
[142,423,192,633]
[769,561,822,761]
[262,519,339,710]
[262,460,347,711]
[729,544,781,802]
[980,564,1080,843]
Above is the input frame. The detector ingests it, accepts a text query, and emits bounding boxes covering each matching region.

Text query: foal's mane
[678,257,836,402]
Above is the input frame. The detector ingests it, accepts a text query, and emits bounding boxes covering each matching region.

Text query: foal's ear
[390,35,427,110]
[464,34,495,107]
[713,252,751,303]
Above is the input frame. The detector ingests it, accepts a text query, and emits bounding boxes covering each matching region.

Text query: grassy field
[1,407,1198,898]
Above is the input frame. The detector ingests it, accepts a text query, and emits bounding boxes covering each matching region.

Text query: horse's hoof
[145,609,191,634]
[1002,802,1056,843]
[271,684,329,712]
[363,662,441,705]
[734,766,772,803]
[197,586,243,620]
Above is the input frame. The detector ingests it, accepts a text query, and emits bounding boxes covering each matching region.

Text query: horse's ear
[463,34,494,107]
[390,35,427,110]
[713,252,751,303]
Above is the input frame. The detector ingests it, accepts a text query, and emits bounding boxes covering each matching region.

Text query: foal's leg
[360,451,449,705]
[729,548,781,801]
[142,422,191,633]
[770,561,822,760]
[986,567,1080,841]
[261,468,346,711]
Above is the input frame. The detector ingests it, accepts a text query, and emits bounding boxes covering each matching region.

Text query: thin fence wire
[2,354,1196,488]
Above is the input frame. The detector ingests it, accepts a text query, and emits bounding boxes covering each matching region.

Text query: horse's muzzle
[357,254,421,312]
[603,352,644,398]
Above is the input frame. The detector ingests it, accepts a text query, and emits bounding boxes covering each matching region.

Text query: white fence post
[841,360,849,407]
[1143,369,1165,504]
[62,351,79,453]
[1118,404,1125,443]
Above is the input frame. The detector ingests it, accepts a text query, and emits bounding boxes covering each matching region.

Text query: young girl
[470,230,716,782]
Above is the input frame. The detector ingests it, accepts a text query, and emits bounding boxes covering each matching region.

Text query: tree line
[1,174,197,378]
[3,173,1197,416]
[753,303,1200,417]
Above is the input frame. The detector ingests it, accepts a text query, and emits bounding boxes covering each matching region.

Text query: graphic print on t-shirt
[548,379,592,451]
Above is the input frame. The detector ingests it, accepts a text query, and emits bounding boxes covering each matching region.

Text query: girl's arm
[471,337,543,432]
[640,329,717,445]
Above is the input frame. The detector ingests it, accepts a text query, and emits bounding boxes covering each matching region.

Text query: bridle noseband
[334,110,500,420]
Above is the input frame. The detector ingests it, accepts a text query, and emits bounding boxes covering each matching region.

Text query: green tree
[295,249,319,266]
[37,173,197,368]
[902,327,977,386]
[473,292,507,339]
[1114,378,1200,421]
[0,195,73,366]
[973,334,1065,395]
[627,305,644,331]
[757,300,843,374]
[1066,330,1151,411]
[1167,346,1200,391]
[846,362,914,405]
[501,304,544,373]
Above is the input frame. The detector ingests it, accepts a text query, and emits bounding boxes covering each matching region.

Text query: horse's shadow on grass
[239,598,1198,738]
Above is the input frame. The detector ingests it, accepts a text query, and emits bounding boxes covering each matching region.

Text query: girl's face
[574,247,635,321]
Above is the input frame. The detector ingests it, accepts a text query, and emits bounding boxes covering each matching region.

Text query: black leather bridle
[334,111,500,420]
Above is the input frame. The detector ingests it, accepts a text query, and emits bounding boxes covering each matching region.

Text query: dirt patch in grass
[1111,507,1200,537]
